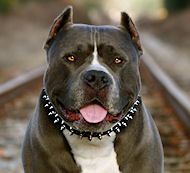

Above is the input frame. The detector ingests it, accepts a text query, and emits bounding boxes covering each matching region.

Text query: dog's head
[44,6,142,133]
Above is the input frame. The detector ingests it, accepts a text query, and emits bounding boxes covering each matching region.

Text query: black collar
[42,89,141,141]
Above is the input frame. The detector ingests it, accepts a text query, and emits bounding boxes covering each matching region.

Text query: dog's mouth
[42,89,140,138]
[57,100,124,125]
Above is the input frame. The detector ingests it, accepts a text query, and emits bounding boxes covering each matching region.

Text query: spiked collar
[42,89,141,141]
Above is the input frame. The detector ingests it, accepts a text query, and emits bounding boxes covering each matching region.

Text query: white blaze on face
[89,30,120,113]
[90,31,109,72]
[91,37,100,66]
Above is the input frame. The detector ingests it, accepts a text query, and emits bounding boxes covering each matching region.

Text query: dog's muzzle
[42,89,141,141]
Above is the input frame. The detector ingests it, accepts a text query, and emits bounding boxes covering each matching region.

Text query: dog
[22,6,164,173]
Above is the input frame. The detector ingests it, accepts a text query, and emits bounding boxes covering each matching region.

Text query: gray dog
[22,6,164,173]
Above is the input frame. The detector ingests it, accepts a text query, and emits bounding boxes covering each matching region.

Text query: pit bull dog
[22,6,164,173]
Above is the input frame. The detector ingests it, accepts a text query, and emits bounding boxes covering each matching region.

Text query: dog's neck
[63,129,121,173]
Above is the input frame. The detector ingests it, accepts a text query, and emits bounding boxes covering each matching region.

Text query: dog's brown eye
[114,57,124,64]
[65,55,76,62]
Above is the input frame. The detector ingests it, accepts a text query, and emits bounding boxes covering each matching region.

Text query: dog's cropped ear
[120,12,143,56]
[44,6,73,50]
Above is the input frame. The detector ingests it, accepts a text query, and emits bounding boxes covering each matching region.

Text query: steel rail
[141,50,190,132]
[0,66,46,105]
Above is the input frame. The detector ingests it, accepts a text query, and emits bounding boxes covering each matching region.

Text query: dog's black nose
[82,70,112,90]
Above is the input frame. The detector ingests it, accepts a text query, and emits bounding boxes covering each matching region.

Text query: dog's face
[44,7,142,133]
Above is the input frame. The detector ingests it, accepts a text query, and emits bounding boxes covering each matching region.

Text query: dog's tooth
[133,108,137,112]
[61,120,64,124]
[46,97,49,101]
[117,122,121,126]
[130,110,134,113]
[49,106,53,109]
[54,114,58,117]
[42,95,47,99]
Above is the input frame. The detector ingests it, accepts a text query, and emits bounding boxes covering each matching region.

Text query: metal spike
[46,97,49,101]
[70,130,74,135]
[98,134,102,140]
[42,95,47,99]
[115,127,120,133]
[88,135,92,141]
[69,127,74,135]
[54,114,58,117]
[133,108,137,112]
[44,104,49,107]
[61,120,64,124]
[49,106,53,109]
[117,122,121,126]
[122,122,127,127]
[130,110,134,113]
[60,125,65,130]
[48,112,52,116]
[51,111,56,114]
[80,133,83,139]
[134,101,139,105]
[107,131,111,136]
[127,115,133,119]
[125,116,129,120]
[54,118,59,123]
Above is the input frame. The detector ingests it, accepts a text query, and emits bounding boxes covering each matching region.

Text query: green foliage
[0,0,50,13]
[164,0,189,13]
[0,0,16,12]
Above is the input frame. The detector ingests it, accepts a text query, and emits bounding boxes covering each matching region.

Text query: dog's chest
[64,131,121,173]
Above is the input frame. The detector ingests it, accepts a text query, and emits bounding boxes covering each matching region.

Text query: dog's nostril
[102,76,108,83]
[86,74,96,82]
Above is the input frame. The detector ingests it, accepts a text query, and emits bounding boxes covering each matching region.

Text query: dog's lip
[56,99,124,123]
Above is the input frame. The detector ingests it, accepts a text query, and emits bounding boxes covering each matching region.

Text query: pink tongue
[79,104,107,123]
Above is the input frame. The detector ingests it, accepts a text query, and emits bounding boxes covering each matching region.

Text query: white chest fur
[64,130,121,173]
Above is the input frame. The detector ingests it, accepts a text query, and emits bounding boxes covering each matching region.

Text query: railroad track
[0,66,46,105]
[0,34,190,173]
[141,50,190,133]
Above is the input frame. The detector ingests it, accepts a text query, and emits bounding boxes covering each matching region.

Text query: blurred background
[0,0,189,173]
